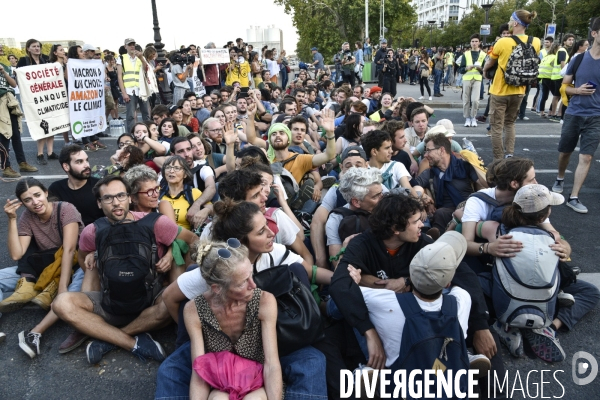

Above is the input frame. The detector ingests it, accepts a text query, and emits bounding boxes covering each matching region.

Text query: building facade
[246,25,284,55]
[411,0,487,26]
[0,38,18,48]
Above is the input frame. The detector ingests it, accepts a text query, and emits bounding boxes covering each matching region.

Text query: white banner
[200,49,230,65]
[15,63,70,141]
[67,59,106,138]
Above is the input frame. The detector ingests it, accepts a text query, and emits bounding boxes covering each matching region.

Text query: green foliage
[0,43,56,66]
[278,0,598,59]
[274,0,416,61]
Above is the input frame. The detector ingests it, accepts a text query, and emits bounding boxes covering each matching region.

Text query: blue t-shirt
[566,52,600,117]
[313,52,325,70]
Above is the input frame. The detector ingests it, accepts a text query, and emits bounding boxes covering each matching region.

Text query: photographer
[382,49,398,96]
[171,48,193,104]
[340,42,356,86]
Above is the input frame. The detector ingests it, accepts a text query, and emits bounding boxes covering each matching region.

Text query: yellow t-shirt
[489,35,541,96]
[281,153,315,184]
[161,188,202,230]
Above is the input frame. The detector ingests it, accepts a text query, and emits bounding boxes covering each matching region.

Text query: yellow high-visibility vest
[538,54,556,79]
[462,51,486,81]
[551,48,569,80]
[122,55,142,89]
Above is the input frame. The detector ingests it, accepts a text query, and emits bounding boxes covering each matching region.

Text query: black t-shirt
[49,178,104,226]
[392,149,412,174]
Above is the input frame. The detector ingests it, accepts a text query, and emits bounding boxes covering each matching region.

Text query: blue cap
[311,47,318,51]
[380,38,388,44]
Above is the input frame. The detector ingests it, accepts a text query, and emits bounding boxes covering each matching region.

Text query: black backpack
[159,182,195,208]
[94,213,163,316]
[503,36,540,86]
[330,207,371,243]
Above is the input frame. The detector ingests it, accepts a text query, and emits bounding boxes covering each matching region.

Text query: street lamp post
[428,20,437,49]
[151,0,167,64]
[481,1,495,46]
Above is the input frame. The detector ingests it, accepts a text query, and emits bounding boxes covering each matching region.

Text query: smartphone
[241,87,249,93]
[587,81,598,89]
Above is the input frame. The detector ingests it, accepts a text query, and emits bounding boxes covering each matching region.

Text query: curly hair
[123,165,158,195]
[217,169,264,201]
[369,193,424,240]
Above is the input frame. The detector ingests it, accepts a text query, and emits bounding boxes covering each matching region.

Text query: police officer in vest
[117,38,151,132]
[460,34,486,128]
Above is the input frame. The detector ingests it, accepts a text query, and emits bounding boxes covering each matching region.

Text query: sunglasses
[217,238,242,260]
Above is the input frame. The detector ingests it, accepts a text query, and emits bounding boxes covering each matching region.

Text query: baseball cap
[435,119,456,136]
[424,125,453,139]
[513,184,564,214]
[341,146,367,162]
[82,44,96,52]
[380,39,388,44]
[369,86,382,94]
[124,38,136,46]
[410,231,467,295]
[168,104,183,115]
[311,47,318,51]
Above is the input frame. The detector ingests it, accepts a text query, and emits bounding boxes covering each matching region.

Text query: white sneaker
[470,119,478,127]
[464,118,471,127]
[418,96,424,100]
[428,96,433,101]
[467,350,491,379]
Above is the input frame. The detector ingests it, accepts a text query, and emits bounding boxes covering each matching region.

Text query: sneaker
[551,179,564,194]
[522,326,565,362]
[560,119,564,125]
[132,333,166,362]
[470,119,478,127]
[84,144,97,152]
[19,162,38,172]
[0,332,5,343]
[566,197,588,214]
[59,331,90,354]
[464,118,471,127]
[467,350,491,378]
[557,290,575,307]
[36,154,47,165]
[94,141,107,150]
[47,152,59,160]
[434,93,442,97]
[2,166,21,178]
[491,320,524,357]
[476,116,487,123]
[290,179,314,210]
[321,176,336,190]
[0,278,40,313]
[428,96,433,101]
[550,116,560,123]
[418,96,424,100]
[19,330,42,359]
[519,116,530,121]
[30,280,58,311]
[504,154,513,159]
[86,339,117,364]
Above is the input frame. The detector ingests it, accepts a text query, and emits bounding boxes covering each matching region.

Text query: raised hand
[320,107,335,133]
[4,198,22,220]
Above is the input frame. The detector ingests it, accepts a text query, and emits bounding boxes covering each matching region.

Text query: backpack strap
[527,36,533,45]
[396,293,423,318]
[56,202,63,243]
[183,185,195,208]
[281,153,300,168]
[265,207,278,219]
[468,192,500,207]
[383,161,396,175]
[511,35,524,47]
[440,294,458,318]
[570,51,586,83]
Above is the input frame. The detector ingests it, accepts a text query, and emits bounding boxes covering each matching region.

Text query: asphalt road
[1,85,600,399]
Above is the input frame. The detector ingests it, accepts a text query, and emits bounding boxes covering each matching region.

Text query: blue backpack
[469,192,505,222]
[492,224,559,329]
[391,293,470,399]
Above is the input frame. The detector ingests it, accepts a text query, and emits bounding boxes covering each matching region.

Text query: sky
[1,0,299,53]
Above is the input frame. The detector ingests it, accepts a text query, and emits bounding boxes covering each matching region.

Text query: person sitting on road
[52,175,197,365]
[0,178,83,359]
[156,200,327,400]
[328,193,496,371]
[412,133,486,234]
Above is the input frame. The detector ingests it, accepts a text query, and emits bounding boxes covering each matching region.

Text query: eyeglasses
[424,146,441,154]
[118,140,134,148]
[217,238,242,260]
[99,192,128,204]
[137,186,160,197]
[207,128,223,134]
[165,165,184,172]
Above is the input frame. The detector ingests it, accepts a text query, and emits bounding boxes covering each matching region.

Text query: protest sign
[200,49,230,65]
[67,59,106,138]
[15,63,70,140]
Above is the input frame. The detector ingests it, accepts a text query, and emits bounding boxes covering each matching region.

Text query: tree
[274,0,416,61]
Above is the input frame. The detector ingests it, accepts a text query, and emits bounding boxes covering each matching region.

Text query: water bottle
[462,137,477,155]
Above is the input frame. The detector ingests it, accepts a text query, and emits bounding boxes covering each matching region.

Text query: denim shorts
[558,114,600,155]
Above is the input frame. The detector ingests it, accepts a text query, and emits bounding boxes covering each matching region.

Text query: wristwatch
[478,243,485,255]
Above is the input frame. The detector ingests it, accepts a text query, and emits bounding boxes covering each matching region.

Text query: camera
[171,47,195,65]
